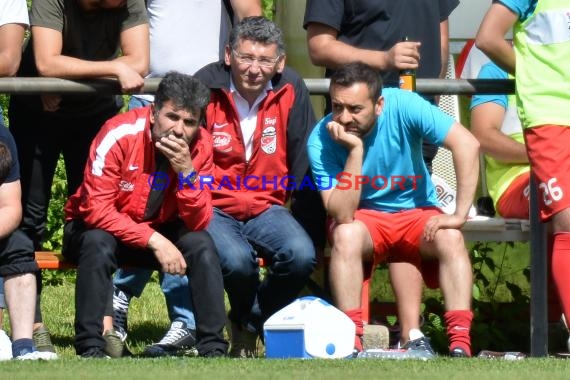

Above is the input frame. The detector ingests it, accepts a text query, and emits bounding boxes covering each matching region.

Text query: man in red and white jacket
[62,72,228,359]
[193,16,319,357]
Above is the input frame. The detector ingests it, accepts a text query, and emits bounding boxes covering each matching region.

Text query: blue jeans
[113,95,195,328]
[128,96,151,110]
[113,269,195,328]
[208,206,316,332]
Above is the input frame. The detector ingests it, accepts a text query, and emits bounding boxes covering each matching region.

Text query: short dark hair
[0,142,13,185]
[330,62,383,101]
[229,16,285,56]
[154,71,210,118]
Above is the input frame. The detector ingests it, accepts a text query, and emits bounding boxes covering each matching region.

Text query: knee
[330,222,366,258]
[0,230,37,277]
[433,229,468,259]
[179,231,221,268]
[220,248,257,280]
[275,237,316,276]
[77,229,117,267]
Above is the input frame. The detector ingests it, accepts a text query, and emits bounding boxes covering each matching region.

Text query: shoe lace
[103,330,125,358]
[157,326,190,345]
[33,328,53,349]
[112,288,130,336]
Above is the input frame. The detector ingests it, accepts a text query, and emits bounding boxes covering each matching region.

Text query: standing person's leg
[8,104,61,352]
[525,126,570,345]
[62,220,121,357]
[243,205,316,323]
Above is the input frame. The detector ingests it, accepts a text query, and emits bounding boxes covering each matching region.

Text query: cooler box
[263,296,355,359]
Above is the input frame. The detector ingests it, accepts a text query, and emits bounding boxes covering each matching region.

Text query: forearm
[230,0,262,20]
[0,206,21,240]
[439,20,450,79]
[478,131,528,163]
[309,38,391,71]
[453,146,480,220]
[35,55,131,79]
[325,148,364,223]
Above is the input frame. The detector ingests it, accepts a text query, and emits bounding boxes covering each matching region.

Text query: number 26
[539,178,563,206]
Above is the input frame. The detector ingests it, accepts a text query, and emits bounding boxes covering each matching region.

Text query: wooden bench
[34,251,271,271]
[35,251,75,270]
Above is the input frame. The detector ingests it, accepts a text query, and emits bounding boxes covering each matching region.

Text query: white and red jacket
[65,106,214,249]
[194,61,316,220]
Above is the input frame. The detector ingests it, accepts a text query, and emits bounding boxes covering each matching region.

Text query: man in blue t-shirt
[308,62,479,357]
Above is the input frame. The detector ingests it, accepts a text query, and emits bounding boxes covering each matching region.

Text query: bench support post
[530,175,548,357]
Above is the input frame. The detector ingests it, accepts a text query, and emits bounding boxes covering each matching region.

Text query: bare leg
[421,229,472,311]
[329,221,373,311]
[389,262,423,343]
[5,273,36,341]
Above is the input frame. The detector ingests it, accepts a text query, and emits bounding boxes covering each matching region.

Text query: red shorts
[329,207,442,288]
[496,172,530,219]
[524,125,570,221]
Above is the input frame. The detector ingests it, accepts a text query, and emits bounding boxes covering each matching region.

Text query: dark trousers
[62,220,228,356]
[8,100,118,246]
[0,230,37,277]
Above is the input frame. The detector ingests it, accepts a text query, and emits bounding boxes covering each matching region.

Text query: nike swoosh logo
[213,122,228,129]
[128,165,139,171]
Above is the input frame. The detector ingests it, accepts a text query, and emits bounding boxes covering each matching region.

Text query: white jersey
[136,0,229,101]
[0,0,30,27]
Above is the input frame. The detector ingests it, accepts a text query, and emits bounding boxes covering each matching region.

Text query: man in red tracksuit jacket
[194,16,319,358]
[62,72,228,359]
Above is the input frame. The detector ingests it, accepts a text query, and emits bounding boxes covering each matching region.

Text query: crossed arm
[32,23,149,93]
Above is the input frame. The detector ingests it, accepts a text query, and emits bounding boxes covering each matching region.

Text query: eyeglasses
[232,50,281,68]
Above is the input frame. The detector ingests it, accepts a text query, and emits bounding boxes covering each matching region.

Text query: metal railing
[0,77,515,96]
[0,76,548,357]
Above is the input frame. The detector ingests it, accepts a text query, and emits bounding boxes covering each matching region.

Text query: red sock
[551,233,570,325]
[444,310,473,357]
[345,308,364,351]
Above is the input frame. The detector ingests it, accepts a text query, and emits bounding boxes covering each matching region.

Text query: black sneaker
[450,347,470,358]
[201,348,227,358]
[142,321,197,357]
[81,347,111,359]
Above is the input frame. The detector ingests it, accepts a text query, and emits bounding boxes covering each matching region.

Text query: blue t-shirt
[0,124,20,183]
[498,0,537,21]
[307,87,453,212]
[471,62,508,110]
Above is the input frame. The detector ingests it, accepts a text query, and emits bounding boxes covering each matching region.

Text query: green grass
[2,280,570,379]
[1,348,570,380]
